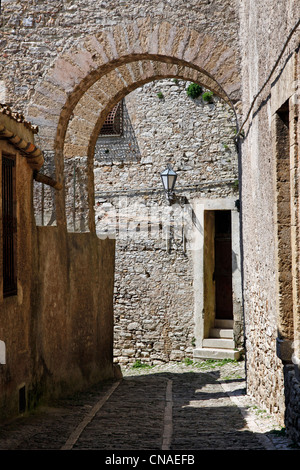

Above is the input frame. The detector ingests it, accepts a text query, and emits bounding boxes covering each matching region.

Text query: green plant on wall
[202,91,214,103]
[186,83,202,99]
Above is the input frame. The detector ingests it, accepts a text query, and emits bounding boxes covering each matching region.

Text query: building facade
[238,0,300,440]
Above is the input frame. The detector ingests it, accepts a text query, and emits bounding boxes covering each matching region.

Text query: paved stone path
[0,360,297,452]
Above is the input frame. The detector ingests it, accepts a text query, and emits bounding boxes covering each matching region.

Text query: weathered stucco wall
[0,220,115,421]
[238,0,300,432]
[32,228,115,398]
[0,114,115,422]
[0,138,36,421]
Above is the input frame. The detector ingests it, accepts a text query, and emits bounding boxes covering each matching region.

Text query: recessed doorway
[214,210,233,320]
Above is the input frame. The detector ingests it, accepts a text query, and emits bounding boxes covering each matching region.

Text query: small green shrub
[157,91,164,99]
[233,179,239,190]
[132,359,152,369]
[186,83,202,99]
[202,91,214,103]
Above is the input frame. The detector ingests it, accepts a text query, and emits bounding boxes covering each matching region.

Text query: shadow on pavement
[0,367,296,451]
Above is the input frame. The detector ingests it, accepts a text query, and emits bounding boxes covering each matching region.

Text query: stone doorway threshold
[193,319,244,361]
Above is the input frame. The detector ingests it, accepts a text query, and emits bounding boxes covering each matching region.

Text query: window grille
[2,155,17,297]
[99,100,123,136]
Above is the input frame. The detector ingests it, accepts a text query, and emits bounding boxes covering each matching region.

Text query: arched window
[99,100,123,137]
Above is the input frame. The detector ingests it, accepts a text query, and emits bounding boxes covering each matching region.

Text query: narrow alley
[0,360,295,455]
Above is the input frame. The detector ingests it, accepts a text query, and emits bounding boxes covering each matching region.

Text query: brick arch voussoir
[63,56,235,163]
[32,18,238,135]
[28,19,240,230]
[82,62,239,233]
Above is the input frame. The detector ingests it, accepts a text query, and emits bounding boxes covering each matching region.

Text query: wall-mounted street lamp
[160,164,177,204]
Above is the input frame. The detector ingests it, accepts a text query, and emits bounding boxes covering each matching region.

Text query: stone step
[210,328,233,339]
[202,338,235,349]
[193,347,242,361]
[214,319,234,329]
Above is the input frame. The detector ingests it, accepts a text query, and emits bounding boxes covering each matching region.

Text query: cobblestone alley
[0,360,297,455]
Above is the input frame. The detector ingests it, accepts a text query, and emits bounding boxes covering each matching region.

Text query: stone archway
[64,59,241,233]
[25,16,243,367]
[27,18,241,230]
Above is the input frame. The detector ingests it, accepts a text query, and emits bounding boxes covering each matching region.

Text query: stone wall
[33,228,115,397]
[238,0,300,430]
[94,79,240,365]
[284,366,300,443]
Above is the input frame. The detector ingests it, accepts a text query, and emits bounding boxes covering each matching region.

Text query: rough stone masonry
[93,79,239,365]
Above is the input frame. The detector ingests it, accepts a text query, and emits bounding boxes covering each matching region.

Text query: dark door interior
[214,211,233,320]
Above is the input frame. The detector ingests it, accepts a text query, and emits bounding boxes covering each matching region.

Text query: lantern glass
[160,165,177,192]
[160,164,177,202]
